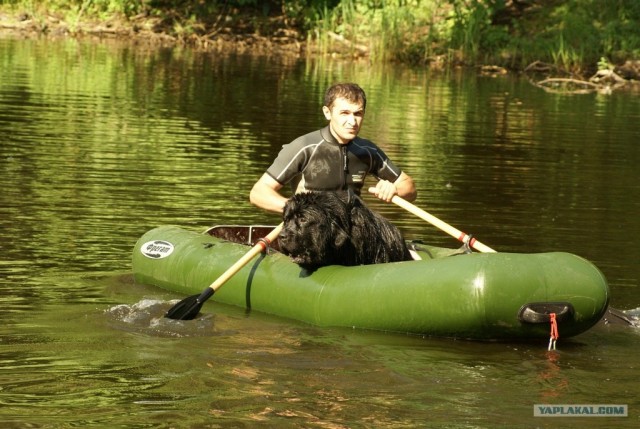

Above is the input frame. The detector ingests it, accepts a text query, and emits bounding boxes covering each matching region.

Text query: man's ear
[322,106,331,121]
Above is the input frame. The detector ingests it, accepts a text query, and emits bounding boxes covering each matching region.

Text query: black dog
[279,191,413,269]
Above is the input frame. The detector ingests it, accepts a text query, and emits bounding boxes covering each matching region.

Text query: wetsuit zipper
[341,144,348,190]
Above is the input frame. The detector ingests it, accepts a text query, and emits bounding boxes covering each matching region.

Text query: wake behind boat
[131,224,609,341]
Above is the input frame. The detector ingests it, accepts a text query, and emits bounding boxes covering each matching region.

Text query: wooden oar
[369,188,496,253]
[165,222,284,320]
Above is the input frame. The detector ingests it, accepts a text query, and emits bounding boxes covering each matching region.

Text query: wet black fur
[279,191,412,269]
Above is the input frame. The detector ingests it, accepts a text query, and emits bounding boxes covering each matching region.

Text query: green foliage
[443,0,640,72]
[3,0,639,71]
[597,56,613,72]
[310,0,444,63]
[10,0,144,17]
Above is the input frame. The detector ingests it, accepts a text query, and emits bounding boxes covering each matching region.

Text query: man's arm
[249,173,288,214]
[370,172,417,203]
[394,172,417,201]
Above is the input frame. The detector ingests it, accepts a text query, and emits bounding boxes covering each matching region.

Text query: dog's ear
[333,228,349,248]
[282,196,298,219]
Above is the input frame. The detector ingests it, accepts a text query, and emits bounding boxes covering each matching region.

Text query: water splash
[623,307,640,327]
[105,298,224,337]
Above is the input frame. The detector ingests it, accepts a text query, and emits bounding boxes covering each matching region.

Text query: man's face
[323,97,365,144]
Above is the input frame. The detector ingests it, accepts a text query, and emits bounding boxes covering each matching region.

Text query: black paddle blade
[165,288,215,320]
[165,295,202,320]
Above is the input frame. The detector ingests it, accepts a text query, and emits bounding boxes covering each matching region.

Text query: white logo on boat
[140,240,174,259]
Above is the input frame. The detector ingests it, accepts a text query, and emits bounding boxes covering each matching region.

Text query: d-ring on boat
[131,221,609,340]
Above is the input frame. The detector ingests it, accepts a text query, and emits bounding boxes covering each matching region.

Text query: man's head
[322,83,367,144]
[323,83,367,111]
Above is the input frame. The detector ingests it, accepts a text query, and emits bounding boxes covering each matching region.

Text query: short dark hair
[324,83,367,110]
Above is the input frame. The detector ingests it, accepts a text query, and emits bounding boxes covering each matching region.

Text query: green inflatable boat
[132,225,609,340]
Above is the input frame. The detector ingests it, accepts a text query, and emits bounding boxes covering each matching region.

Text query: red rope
[548,313,559,351]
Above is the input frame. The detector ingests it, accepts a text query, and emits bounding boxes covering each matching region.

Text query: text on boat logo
[141,240,174,259]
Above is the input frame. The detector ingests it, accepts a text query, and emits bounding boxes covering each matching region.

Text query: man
[249,82,417,213]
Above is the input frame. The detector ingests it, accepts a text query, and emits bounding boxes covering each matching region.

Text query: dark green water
[1,36,639,428]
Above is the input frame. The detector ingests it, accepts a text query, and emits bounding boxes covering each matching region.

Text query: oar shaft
[369,188,496,253]
[209,222,284,291]
[392,197,495,253]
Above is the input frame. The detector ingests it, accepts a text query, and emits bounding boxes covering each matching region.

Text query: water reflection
[1,37,639,427]
[536,351,570,400]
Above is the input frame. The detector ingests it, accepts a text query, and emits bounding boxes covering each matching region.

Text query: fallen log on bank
[525,61,630,94]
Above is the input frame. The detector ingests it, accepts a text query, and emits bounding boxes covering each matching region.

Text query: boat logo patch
[140,240,175,259]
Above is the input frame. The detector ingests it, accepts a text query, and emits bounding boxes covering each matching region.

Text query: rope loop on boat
[255,237,272,254]
[462,234,474,253]
[548,313,559,351]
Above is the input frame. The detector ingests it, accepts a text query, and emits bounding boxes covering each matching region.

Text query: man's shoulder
[289,128,324,145]
[351,136,381,151]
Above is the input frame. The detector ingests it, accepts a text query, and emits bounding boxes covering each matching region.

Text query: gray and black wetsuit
[266,126,403,195]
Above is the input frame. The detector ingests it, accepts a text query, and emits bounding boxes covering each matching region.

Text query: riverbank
[2,4,639,95]
[0,8,307,57]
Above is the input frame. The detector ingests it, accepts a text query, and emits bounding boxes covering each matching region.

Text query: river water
[1,36,639,428]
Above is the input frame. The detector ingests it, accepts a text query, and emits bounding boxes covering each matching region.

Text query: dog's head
[279,192,353,268]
